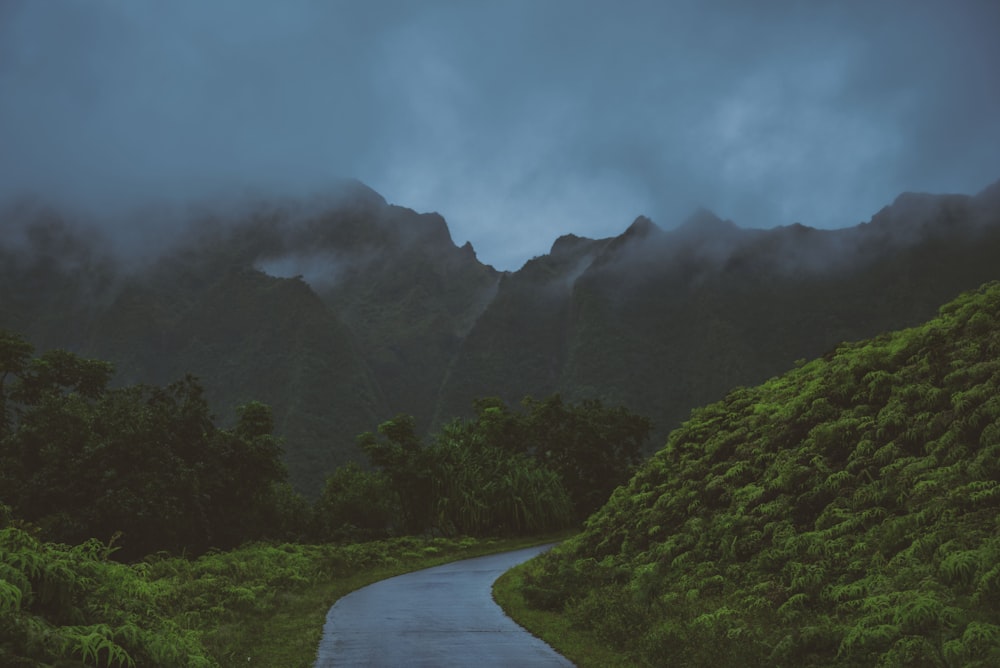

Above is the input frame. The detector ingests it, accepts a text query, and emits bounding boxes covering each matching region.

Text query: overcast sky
[2,1,999,270]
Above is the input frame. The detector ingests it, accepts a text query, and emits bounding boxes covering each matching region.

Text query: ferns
[938,549,981,588]
[838,622,901,661]
[0,522,214,667]
[58,624,136,668]
[514,283,1000,667]
[0,578,23,613]
[776,592,809,622]
[943,621,1000,665]
[1,514,520,668]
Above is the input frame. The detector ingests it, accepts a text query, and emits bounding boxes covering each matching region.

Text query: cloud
[1,0,998,270]
[254,249,368,291]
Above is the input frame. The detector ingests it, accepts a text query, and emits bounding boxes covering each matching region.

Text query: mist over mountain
[2,179,999,495]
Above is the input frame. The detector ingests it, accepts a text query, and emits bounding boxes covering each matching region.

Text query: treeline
[0,329,650,561]
[316,397,651,540]
[0,330,303,561]
[514,281,1000,666]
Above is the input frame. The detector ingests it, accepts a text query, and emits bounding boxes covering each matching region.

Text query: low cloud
[2,1,998,270]
[254,249,375,291]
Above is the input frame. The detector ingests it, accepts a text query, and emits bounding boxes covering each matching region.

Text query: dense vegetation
[3,182,999,665]
[315,394,651,539]
[0,326,651,665]
[1,327,648,553]
[0,510,554,667]
[0,330,303,560]
[513,281,1000,666]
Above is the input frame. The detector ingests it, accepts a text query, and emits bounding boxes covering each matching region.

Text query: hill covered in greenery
[512,281,1000,666]
[0,328,636,665]
[2,180,999,496]
[1,327,646,559]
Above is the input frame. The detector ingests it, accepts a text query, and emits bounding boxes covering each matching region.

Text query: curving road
[314,543,574,667]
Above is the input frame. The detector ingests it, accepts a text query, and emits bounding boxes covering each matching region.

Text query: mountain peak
[677,207,737,235]
[623,215,660,239]
[550,233,596,256]
[337,178,386,202]
[974,177,1000,209]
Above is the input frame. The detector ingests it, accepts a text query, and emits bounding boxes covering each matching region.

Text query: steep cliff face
[433,231,610,425]
[438,180,1000,447]
[2,179,999,494]
[312,204,500,433]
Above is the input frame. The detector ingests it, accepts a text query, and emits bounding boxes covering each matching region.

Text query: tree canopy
[315,395,651,540]
[0,331,294,560]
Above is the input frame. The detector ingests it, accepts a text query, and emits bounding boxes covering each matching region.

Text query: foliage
[440,394,650,520]
[312,462,397,541]
[512,281,1000,667]
[0,333,305,560]
[431,420,573,535]
[0,514,212,667]
[321,394,648,539]
[0,505,563,668]
[510,395,651,518]
[494,562,634,668]
[357,414,439,534]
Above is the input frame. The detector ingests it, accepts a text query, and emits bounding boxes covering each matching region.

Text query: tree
[0,330,34,439]
[314,462,396,541]
[0,334,296,559]
[521,395,651,517]
[456,394,652,519]
[432,422,572,535]
[358,415,436,534]
[203,399,289,547]
[347,394,648,537]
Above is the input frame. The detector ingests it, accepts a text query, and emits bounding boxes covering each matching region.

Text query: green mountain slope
[440,185,1000,449]
[2,180,999,499]
[517,281,1000,666]
[0,182,500,496]
[434,232,610,422]
[92,269,386,494]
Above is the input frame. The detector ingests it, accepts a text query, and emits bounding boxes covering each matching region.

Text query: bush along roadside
[1,510,573,668]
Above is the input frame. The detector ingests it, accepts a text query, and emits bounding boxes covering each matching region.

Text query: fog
[2,1,999,270]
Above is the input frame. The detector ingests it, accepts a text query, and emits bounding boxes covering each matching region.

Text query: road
[314,543,575,667]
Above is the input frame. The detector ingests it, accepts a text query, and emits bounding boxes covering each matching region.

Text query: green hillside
[513,281,1000,666]
[2,181,999,498]
[433,232,609,422]
[85,266,387,496]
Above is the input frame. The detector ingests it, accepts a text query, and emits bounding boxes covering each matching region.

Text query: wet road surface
[314,543,574,667]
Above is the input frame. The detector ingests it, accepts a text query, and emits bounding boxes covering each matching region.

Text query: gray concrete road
[314,543,575,667]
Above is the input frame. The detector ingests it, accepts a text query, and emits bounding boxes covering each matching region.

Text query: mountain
[435,181,1000,445]
[511,280,1000,666]
[1,179,999,495]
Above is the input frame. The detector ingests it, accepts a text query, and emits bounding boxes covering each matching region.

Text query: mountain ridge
[2,178,999,495]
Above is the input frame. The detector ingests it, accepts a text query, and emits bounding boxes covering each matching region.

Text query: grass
[210,532,577,668]
[492,559,634,668]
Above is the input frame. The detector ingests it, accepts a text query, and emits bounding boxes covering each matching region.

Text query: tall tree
[0,330,33,439]
[0,334,295,559]
[455,394,652,518]
[358,414,436,534]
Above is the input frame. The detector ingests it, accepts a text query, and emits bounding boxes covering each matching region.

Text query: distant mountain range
[2,179,999,495]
